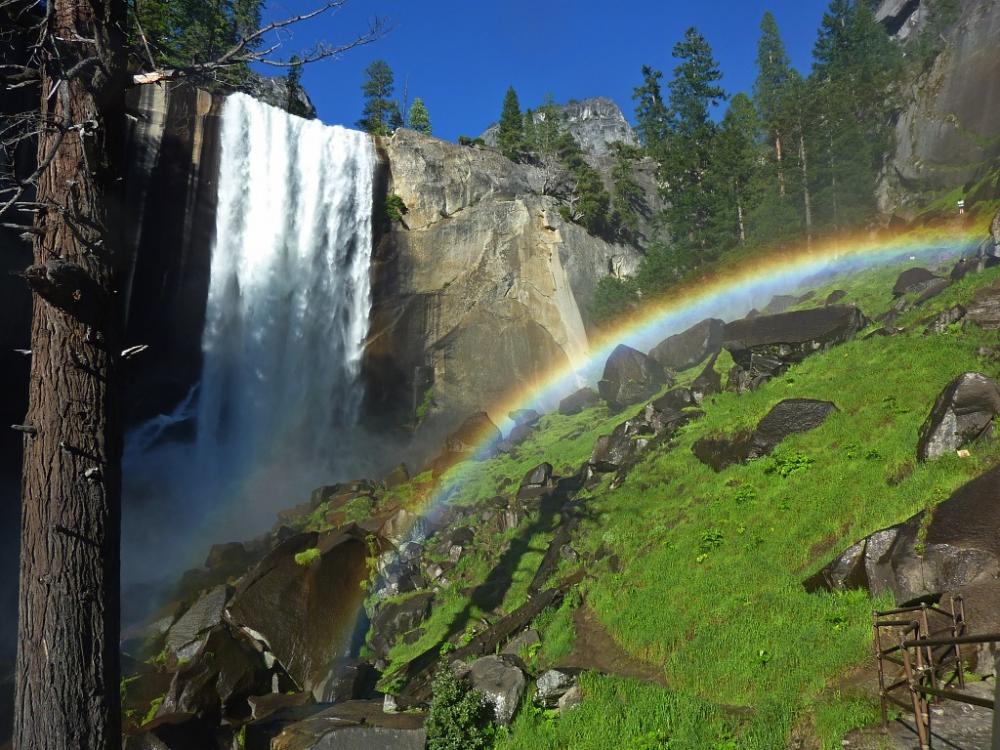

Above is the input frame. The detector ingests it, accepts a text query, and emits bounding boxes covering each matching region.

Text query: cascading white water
[197,92,375,471]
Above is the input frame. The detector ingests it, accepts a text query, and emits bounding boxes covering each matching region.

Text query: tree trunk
[775,132,786,197]
[15,2,126,748]
[736,189,746,245]
[798,130,813,244]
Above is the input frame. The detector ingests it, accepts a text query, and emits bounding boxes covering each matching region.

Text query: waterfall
[197,92,375,474]
[122,93,376,578]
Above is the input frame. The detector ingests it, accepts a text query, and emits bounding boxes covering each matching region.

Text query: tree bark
[798,131,813,244]
[775,132,786,197]
[15,1,127,748]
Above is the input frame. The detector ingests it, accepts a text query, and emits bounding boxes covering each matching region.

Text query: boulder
[923,304,966,335]
[510,409,541,427]
[205,542,249,569]
[722,305,867,391]
[164,585,230,661]
[517,463,555,500]
[825,290,848,306]
[965,282,1000,330]
[558,685,583,712]
[122,714,224,750]
[748,399,838,459]
[384,463,410,489]
[268,700,426,750]
[763,294,798,314]
[321,659,379,704]
[598,344,669,409]
[917,373,1000,461]
[227,531,370,697]
[893,267,940,296]
[913,277,950,305]
[558,387,601,415]
[502,629,540,657]
[534,668,583,709]
[691,432,753,473]
[647,318,724,372]
[468,655,526,726]
[444,412,501,454]
[497,422,534,454]
[379,508,420,546]
[806,464,1000,603]
[690,353,722,403]
[369,592,434,661]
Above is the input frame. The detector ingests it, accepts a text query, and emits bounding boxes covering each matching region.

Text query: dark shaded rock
[269,700,426,750]
[965,281,1000,330]
[502,629,540,657]
[248,692,315,721]
[123,713,225,750]
[913,277,950,305]
[497,422,534,454]
[369,592,434,661]
[748,399,837,459]
[647,318,724,372]
[468,655,526,726]
[763,294,798,314]
[691,353,723,403]
[893,267,939,296]
[597,344,668,409]
[558,387,601,415]
[164,584,229,660]
[384,463,410,489]
[322,660,379,704]
[744,308,760,319]
[205,542,248,569]
[590,421,650,472]
[510,409,541,426]
[917,372,1000,461]
[825,290,848,305]
[923,304,966,335]
[160,624,278,723]
[445,412,501,453]
[691,432,753,473]
[227,531,370,697]
[806,464,1000,603]
[534,668,584,709]
[517,463,555,500]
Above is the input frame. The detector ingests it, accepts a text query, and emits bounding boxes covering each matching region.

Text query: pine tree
[408,97,431,134]
[556,130,611,236]
[358,59,397,135]
[754,11,792,196]
[497,86,525,160]
[710,93,759,247]
[610,142,644,239]
[633,65,669,156]
[534,94,562,156]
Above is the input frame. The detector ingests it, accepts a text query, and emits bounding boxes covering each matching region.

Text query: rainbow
[387,223,983,542]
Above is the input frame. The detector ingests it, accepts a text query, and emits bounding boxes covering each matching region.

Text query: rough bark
[14,1,127,748]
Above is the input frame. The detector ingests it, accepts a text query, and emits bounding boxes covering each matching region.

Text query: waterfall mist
[123,94,379,589]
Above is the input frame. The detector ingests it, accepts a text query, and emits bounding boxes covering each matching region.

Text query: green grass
[293,547,321,566]
[373,252,1000,748]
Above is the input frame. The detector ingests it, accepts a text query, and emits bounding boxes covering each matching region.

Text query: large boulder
[597,344,669,409]
[722,306,867,391]
[164,585,230,661]
[517,463,555,500]
[965,281,1000,330]
[369,592,434,661]
[806,464,1000,603]
[917,373,1000,461]
[647,318,724,372]
[533,668,583,709]
[690,353,722,403]
[893,267,940,296]
[468,655,526,726]
[226,531,370,699]
[748,399,838,459]
[444,412,501,454]
[122,714,224,750]
[558,387,600,415]
[268,700,427,750]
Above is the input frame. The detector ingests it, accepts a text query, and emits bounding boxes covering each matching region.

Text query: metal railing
[873,596,1000,749]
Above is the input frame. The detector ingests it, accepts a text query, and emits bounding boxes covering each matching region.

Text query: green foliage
[633,65,670,153]
[408,97,432,135]
[142,696,164,726]
[283,57,311,118]
[415,386,435,424]
[589,276,639,327]
[763,451,815,478]
[611,143,644,239]
[909,0,961,69]
[358,60,402,135]
[556,130,611,236]
[426,668,495,750]
[385,193,408,222]
[294,547,321,567]
[497,86,525,160]
[458,135,487,147]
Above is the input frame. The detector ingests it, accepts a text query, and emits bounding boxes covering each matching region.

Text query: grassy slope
[377,259,1000,749]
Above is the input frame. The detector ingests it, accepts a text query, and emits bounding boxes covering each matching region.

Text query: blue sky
[262,1,832,141]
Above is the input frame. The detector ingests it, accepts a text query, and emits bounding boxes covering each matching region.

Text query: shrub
[385,193,408,222]
[426,667,494,750]
[294,547,321,567]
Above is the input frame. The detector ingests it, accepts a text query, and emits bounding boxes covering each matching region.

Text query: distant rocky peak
[480,96,638,157]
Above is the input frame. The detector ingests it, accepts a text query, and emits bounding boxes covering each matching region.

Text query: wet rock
[691,432,753,473]
[763,294,799,314]
[321,659,379,704]
[502,629,540,657]
[965,281,1000,330]
[204,542,249,570]
[923,304,966,335]
[825,290,848,305]
[369,592,434,661]
[597,344,669,409]
[691,353,722,403]
[893,267,940,296]
[534,668,583,709]
[468,655,527,726]
[164,585,230,661]
[642,387,699,435]
[445,412,501,454]
[558,387,600,415]
[590,420,650,472]
[248,691,315,721]
[510,409,541,427]
[648,318,724,372]
[268,700,426,750]
[917,372,1000,461]
[806,464,1000,603]
[227,530,370,697]
[517,462,555,499]
[380,508,420,546]
[723,305,867,392]
[123,714,224,750]
[384,463,410,489]
[748,399,837,459]
[913,277,950,305]
[497,422,534,454]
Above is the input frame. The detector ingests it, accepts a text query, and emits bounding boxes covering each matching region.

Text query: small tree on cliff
[497,86,525,160]
[0,2,384,747]
[359,59,403,135]
[408,97,432,135]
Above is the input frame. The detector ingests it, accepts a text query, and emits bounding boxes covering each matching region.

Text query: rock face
[648,318,725,372]
[806,464,1000,603]
[598,345,668,408]
[878,0,1000,210]
[917,373,1000,460]
[722,306,868,391]
[467,655,526,726]
[559,387,601,415]
[366,128,641,438]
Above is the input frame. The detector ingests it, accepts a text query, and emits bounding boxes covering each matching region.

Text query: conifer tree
[358,59,400,135]
[556,130,611,236]
[633,65,670,156]
[408,96,431,134]
[754,11,792,196]
[534,94,563,156]
[610,143,644,239]
[497,86,525,160]
[710,93,759,247]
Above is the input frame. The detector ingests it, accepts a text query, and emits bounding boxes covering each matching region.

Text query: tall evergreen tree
[754,11,792,196]
[633,65,670,156]
[556,130,611,236]
[610,143,644,240]
[358,59,401,135]
[408,97,431,134]
[710,93,759,247]
[497,86,525,160]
